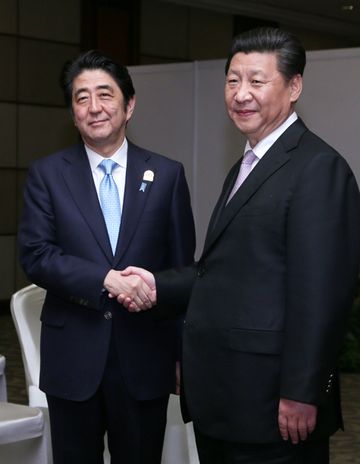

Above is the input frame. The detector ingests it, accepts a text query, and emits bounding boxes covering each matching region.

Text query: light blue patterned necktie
[99,159,121,254]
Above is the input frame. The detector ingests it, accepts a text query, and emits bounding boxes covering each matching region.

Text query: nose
[234,83,252,103]
[89,96,101,113]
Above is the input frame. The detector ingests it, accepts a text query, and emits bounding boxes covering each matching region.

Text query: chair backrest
[10,285,46,394]
[0,354,6,401]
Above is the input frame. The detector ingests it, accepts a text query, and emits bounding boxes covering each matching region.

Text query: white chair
[0,354,7,401]
[11,284,198,463]
[0,354,47,463]
[10,285,47,409]
[185,422,200,464]
[10,284,53,463]
[161,394,200,464]
[0,401,47,464]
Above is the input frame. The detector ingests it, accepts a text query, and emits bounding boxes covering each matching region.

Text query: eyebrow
[228,67,266,76]
[74,84,114,98]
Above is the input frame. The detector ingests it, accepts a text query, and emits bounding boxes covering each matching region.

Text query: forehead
[72,69,121,93]
[228,51,279,74]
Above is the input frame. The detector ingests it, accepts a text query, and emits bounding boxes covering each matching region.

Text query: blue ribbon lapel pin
[139,170,154,192]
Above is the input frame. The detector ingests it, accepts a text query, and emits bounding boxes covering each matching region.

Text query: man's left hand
[278,398,317,444]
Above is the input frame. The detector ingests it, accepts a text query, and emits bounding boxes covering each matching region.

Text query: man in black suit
[120,28,360,463]
[18,50,195,464]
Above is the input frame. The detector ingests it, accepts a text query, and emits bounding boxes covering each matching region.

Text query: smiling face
[225,52,302,147]
[72,69,135,157]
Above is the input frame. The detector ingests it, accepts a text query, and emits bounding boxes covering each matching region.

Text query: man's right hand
[103,269,153,310]
[118,266,157,311]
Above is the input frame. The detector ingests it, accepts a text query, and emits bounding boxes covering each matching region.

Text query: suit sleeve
[166,163,196,267]
[152,162,196,319]
[280,150,360,404]
[154,264,198,318]
[18,162,110,309]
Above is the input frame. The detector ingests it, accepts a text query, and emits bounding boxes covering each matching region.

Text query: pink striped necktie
[227,149,258,204]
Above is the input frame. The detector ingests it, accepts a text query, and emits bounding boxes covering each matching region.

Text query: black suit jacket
[155,119,360,443]
[19,140,195,401]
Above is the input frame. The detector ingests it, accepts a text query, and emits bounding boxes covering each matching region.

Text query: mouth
[233,108,256,117]
[89,119,108,127]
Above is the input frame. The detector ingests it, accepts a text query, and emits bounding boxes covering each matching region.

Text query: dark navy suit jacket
[19,140,195,401]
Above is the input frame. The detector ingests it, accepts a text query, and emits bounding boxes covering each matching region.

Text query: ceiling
[161,0,360,39]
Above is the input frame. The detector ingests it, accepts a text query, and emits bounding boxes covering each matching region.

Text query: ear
[289,74,302,103]
[125,96,136,122]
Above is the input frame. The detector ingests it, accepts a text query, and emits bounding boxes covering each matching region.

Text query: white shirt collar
[245,112,298,159]
[85,138,128,173]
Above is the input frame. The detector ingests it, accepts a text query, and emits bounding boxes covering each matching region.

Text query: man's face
[225,52,302,147]
[72,69,135,156]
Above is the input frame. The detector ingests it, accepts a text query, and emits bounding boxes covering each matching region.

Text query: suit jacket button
[197,266,205,277]
[104,311,112,320]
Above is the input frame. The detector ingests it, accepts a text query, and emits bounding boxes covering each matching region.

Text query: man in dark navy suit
[120,28,360,463]
[18,50,195,464]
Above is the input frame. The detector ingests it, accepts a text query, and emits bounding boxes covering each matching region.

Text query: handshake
[103,266,156,312]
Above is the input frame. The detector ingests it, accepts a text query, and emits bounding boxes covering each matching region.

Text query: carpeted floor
[0,311,359,462]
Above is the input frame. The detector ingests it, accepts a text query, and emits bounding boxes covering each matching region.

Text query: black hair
[225,27,306,81]
[60,50,135,110]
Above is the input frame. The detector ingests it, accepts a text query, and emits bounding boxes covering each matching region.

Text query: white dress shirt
[85,138,128,208]
[244,111,298,171]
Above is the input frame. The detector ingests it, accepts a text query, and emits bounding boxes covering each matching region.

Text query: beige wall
[129,49,360,258]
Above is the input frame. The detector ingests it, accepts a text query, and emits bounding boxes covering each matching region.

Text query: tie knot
[99,159,118,175]
[242,150,257,165]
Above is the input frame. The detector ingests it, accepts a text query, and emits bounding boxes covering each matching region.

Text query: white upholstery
[0,402,44,444]
[161,394,200,464]
[0,351,48,463]
[0,401,47,463]
[10,285,47,408]
[0,354,6,401]
[10,285,51,463]
[186,422,200,464]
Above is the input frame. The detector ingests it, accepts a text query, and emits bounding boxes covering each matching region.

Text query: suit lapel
[206,161,240,234]
[113,142,154,264]
[61,144,114,263]
[203,119,307,256]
